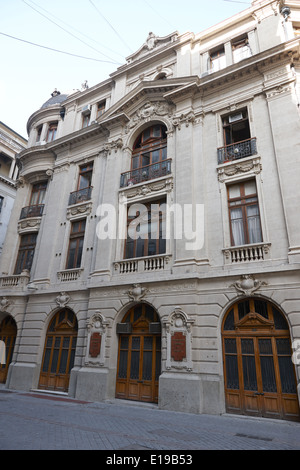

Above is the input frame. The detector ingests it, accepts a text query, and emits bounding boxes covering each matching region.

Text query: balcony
[114,254,171,274]
[68,186,92,205]
[20,204,44,220]
[223,242,271,264]
[217,138,257,164]
[120,159,172,188]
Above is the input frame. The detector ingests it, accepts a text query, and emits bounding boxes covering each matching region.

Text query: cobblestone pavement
[0,389,300,451]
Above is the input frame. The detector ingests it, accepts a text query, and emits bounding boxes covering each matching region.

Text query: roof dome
[41,89,69,109]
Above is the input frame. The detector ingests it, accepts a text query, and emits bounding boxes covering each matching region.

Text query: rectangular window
[97,101,106,118]
[14,233,37,274]
[210,46,226,72]
[82,113,90,128]
[36,125,43,143]
[124,198,166,259]
[30,182,47,206]
[232,35,251,63]
[66,219,86,269]
[47,122,58,142]
[222,109,250,146]
[227,180,262,246]
[78,162,93,190]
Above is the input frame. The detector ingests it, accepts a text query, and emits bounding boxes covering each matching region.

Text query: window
[222,109,250,146]
[210,46,226,72]
[78,162,93,190]
[14,233,37,274]
[232,36,251,63]
[97,101,106,118]
[82,113,90,128]
[30,182,47,206]
[132,125,167,170]
[36,125,43,143]
[0,196,3,213]
[47,122,58,142]
[124,198,166,259]
[227,180,262,246]
[66,219,86,269]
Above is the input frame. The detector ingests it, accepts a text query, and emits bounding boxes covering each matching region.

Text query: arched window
[132,124,167,170]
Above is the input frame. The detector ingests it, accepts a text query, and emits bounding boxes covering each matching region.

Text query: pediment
[235,311,274,331]
[98,78,198,131]
[126,32,179,64]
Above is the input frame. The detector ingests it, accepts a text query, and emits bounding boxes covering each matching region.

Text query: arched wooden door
[0,316,17,384]
[39,309,77,393]
[222,298,300,421]
[116,304,161,403]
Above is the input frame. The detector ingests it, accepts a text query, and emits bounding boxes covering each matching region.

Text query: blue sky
[1,0,251,138]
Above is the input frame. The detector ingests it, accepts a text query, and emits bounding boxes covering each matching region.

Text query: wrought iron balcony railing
[120,159,172,188]
[217,138,257,164]
[20,204,44,220]
[68,186,92,205]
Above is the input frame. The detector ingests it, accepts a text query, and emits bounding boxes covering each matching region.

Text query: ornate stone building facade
[1,0,300,421]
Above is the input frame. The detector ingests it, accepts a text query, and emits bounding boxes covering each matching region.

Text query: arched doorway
[39,309,78,393]
[0,316,17,384]
[116,304,161,403]
[222,298,300,421]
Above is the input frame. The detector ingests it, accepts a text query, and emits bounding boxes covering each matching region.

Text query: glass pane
[142,152,150,167]
[225,338,237,354]
[51,349,59,373]
[228,184,241,199]
[59,349,68,374]
[155,350,161,380]
[246,204,262,243]
[120,336,129,349]
[144,337,153,350]
[225,355,239,389]
[151,150,160,163]
[238,300,250,320]
[142,351,153,380]
[68,349,75,373]
[42,349,51,372]
[224,310,235,330]
[118,351,128,379]
[244,180,257,195]
[258,338,272,355]
[132,337,140,350]
[260,356,277,392]
[241,339,254,354]
[273,307,288,330]
[242,356,257,391]
[230,208,245,246]
[278,356,297,394]
[130,351,140,379]
[254,300,268,319]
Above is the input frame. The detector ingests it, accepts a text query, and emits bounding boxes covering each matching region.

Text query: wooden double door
[0,316,17,384]
[116,305,161,403]
[223,299,300,421]
[39,309,77,393]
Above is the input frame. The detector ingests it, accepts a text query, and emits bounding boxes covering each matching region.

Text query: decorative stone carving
[126,284,149,301]
[126,32,178,64]
[0,297,11,312]
[104,138,123,154]
[85,311,109,366]
[121,178,173,199]
[163,308,194,371]
[230,274,268,296]
[125,101,173,133]
[55,291,70,307]
[66,201,92,219]
[217,157,262,182]
[172,111,195,130]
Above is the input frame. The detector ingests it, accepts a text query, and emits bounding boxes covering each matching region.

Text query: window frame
[97,101,106,118]
[30,181,47,206]
[124,198,166,259]
[77,162,93,191]
[131,125,167,171]
[227,180,263,247]
[65,219,86,269]
[14,233,37,274]
[46,122,58,142]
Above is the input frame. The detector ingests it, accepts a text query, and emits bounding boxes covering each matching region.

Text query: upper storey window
[232,35,251,63]
[97,101,106,118]
[46,122,58,142]
[210,46,226,73]
[120,124,170,187]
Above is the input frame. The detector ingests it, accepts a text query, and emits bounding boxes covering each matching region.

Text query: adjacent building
[1,0,300,421]
[0,122,27,257]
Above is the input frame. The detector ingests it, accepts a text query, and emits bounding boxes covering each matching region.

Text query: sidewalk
[0,388,299,451]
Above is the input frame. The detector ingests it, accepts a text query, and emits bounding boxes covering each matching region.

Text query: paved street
[0,388,300,451]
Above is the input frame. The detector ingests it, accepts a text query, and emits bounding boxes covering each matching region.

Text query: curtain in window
[246,204,262,243]
[230,208,245,245]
